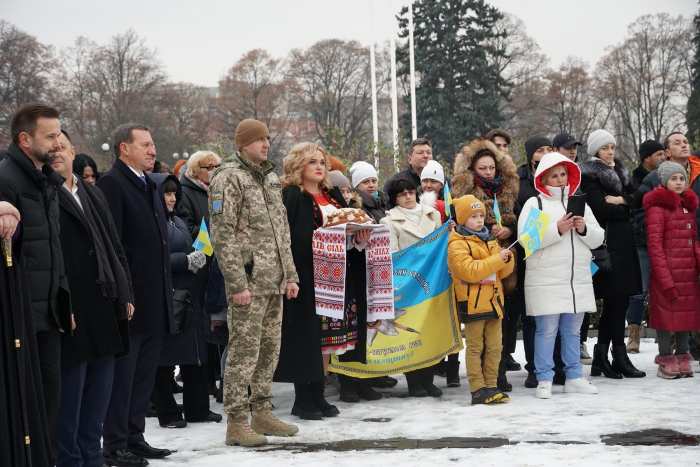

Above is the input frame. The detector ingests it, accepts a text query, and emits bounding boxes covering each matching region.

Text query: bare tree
[599,13,692,159]
[0,20,56,144]
[287,39,379,158]
[216,49,290,164]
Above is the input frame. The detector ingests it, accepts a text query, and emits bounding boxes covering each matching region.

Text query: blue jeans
[520,287,565,376]
[626,246,650,326]
[534,313,585,381]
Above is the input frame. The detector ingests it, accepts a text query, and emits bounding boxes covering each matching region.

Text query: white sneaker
[563,377,598,394]
[535,381,552,399]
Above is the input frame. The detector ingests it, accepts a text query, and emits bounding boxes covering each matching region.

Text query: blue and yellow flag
[443,182,453,219]
[192,218,214,256]
[329,223,463,377]
[518,207,550,259]
[494,196,503,229]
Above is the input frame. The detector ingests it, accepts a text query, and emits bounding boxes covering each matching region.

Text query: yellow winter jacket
[447,227,514,322]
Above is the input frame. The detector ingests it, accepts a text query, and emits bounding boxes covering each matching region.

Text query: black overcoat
[0,229,53,467]
[579,159,643,299]
[57,178,133,367]
[151,173,208,366]
[273,187,368,383]
[96,159,175,336]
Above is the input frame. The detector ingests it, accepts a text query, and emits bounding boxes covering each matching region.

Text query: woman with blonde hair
[273,142,371,420]
[179,150,222,238]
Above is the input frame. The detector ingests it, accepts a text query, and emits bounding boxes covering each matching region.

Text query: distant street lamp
[173,153,179,160]
[101,143,110,152]
[183,152,190,160]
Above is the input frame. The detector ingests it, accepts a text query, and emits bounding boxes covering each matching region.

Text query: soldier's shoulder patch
[212,190,223,215]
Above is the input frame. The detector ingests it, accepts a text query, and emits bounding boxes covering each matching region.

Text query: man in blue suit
[97,123,175,467]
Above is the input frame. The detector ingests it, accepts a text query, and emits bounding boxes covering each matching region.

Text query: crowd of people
[1,102,699,467]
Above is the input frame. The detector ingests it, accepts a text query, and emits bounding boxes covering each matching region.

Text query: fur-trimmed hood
[643,185,699,212]
[348,190,363,209]
[450,138,519,228]
[578,158,633,196]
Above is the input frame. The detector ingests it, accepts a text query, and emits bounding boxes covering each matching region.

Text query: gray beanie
[524,135,552,163]
[587,129,616,158]
[658,161,687,188]
[329,170,351,190]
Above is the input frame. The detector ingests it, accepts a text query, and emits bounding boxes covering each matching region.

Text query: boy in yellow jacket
[448,195,514,405]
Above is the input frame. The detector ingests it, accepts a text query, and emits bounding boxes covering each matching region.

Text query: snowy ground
[145,337,700,466]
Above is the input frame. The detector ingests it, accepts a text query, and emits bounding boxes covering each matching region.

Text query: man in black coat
[0,103,71,461]
[383,138,434,191]
[53,130,135,467]
[97,123,175,466]
[631,140,665,189]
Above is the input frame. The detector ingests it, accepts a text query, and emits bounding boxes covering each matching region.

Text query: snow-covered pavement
[145,337,700,466]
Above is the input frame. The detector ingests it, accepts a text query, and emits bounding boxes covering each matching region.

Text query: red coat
[644,187,700,331]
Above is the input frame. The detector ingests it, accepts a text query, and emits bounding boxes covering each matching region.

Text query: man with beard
[0,102,72,462]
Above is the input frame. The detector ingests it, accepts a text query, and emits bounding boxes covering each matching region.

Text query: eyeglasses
[200,164,221,172]
[396,190,416,198]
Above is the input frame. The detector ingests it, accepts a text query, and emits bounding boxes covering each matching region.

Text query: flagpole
[408,0,417,141]
[390,13,399,170]
[369,0,379,164]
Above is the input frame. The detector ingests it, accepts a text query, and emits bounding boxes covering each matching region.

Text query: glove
[187,250,207,273]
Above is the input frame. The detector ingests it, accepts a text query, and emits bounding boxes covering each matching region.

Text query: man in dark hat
[552,132,582,162]
[631,140,665,188]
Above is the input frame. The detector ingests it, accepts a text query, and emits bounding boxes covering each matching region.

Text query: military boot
[251,409,299,437]
[225,419,268,447]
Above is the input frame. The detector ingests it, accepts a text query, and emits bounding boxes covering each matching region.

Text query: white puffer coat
[518,153,605,316]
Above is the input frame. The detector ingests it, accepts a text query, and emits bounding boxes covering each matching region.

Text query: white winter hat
[587,129,616,158]
[420,160,445,185]
[349,161,378,188]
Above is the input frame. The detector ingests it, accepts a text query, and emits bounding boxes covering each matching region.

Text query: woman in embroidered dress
[273,142,371,420]
[450,138,520,393]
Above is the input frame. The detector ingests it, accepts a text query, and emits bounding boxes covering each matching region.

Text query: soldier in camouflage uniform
[208,119,300,447]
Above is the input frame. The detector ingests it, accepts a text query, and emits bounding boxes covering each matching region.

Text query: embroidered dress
[307,191,360,355]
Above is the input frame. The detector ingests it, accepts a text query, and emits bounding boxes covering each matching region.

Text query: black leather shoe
[159,419,187,428]
[103,448,149,466]
[524,372,538,388]
[126,441,171,459]
[506,355,521,372]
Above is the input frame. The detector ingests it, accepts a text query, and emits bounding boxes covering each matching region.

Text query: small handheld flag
[192,218,214,256]
[444,182,453,219]
[507,207,551,259]
[494,196,503,229]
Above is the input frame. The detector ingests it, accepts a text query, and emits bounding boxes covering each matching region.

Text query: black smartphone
[567,194,586,217]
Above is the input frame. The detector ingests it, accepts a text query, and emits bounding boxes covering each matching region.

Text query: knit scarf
[313,223,394,321]
[397,203,423,226]
[193,177,210,193]
[473,172,505,198]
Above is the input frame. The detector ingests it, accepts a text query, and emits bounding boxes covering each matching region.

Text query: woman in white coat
[518,153,605,399]
[380,177,443,397]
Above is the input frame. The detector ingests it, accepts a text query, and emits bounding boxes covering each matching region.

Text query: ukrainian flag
[518,207,550,259]
[494,196,503,229]
[192,218,214,256]
[444,182,453,219]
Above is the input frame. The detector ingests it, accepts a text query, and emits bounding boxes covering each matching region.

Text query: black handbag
[172,289,191,333]
[591,222,612,273]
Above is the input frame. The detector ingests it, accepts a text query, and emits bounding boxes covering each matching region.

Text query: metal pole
[369,0,379,163]
[390,12,399,170]
[408,0,417,141]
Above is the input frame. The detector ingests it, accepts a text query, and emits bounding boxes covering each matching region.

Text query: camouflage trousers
[224,294,282,422]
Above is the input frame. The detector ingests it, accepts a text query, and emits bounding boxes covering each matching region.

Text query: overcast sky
[3,0,697,87]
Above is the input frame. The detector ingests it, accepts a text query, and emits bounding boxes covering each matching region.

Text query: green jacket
[209,153,298,296]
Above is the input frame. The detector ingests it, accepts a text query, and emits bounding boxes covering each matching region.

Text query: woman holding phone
[518,153,605,398]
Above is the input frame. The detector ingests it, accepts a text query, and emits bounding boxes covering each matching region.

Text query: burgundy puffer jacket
[644,186,700,331]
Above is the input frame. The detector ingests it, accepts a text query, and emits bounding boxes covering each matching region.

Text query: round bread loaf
[323,208,372,227]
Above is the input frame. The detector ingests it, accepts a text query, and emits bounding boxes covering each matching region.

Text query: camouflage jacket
[208,153,298,296]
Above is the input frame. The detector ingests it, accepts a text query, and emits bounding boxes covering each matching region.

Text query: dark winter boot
[611,344,646,378]
[497,358,512,392]
[524,372,538,388]
[216,379,223,404]
[590,344,622,379]
[405,370,428,397]
[338,374,360,403]
[367,376,397,388]
[446,359,461,387]
[354,378,383,401]
[291,383,323,420]
[421,367,443,397]
[433,359,447,377]
[309,380,339,417]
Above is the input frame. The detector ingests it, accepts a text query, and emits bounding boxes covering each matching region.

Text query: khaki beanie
[453,195,486,226]
[235,119,270,150]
